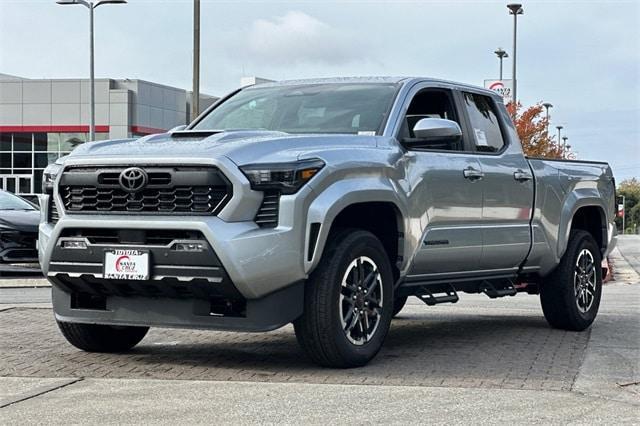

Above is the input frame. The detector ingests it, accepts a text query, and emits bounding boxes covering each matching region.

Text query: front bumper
[39,212,309,330]
[39,156,317,331]
[0,231,38,263]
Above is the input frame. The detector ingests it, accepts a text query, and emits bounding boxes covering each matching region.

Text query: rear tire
[540,230,602,331]
[294,228,393,368]
[57,321,148,352]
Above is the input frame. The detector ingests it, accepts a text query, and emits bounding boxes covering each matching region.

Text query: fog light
[62,240,87,249]
[174,242,205,252]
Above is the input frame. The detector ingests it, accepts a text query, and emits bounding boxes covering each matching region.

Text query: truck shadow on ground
[0,308,588,391]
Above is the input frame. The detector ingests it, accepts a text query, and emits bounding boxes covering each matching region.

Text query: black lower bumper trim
[52,281,304,332]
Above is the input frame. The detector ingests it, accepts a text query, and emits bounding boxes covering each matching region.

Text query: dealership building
[0,73,218,195]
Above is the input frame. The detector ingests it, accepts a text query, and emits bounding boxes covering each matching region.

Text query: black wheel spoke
[365,270,379,293]
[344,309,359,333]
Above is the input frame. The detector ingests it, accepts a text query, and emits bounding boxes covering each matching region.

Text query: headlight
[240,159,325,194]
[42,163,63,193]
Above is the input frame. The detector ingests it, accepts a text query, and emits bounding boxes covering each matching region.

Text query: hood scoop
[171,129,289,143]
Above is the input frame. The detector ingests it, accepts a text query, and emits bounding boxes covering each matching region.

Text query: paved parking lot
[0,237,638,423]
[0,297,589,391]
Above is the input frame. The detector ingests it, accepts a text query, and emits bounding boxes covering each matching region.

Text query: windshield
[0,191,36,211]
[192,83,399,135]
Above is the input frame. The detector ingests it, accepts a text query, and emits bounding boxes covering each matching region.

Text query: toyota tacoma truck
[39,77,617,367]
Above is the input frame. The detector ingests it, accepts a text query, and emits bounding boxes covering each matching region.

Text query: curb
[0,278,50,288]
[609,247,640,285]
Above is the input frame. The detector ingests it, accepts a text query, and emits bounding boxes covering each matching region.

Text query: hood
[66,130,379,166]
[0,209,40,232]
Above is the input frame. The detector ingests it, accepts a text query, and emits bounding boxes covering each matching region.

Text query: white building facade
[0,74,217,194]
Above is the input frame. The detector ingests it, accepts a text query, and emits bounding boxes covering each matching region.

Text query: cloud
[244,11,367,66]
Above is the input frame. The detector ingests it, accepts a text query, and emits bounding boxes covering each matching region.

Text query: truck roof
[252,76,499,99]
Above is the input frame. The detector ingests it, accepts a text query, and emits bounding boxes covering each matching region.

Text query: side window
[462,93,505,153]
[399,89,463,151]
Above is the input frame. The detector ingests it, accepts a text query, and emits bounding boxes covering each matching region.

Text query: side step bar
[415,284,459,306]
[480,280,517,298]
[398,277,520,304]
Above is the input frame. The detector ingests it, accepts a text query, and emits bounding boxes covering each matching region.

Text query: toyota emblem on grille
[119,167,148,192]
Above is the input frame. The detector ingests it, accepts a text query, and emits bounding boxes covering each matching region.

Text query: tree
[615,178,640,234]
[506,102,569,159]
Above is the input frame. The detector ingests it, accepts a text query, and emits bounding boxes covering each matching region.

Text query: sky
[1,0,638,181]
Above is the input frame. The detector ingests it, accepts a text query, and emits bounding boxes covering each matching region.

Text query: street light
[542,102,553,134]
[192,0,200,122]
[56,0,127,141]
[494,48,509,80]
[562,136,569,158]
[507,3,524,105]
[556,125,563,157]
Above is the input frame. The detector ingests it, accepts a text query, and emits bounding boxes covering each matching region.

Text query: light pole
[56,0,127,141]
[542,102,553,134]
[562,136,568,158]
[192,0,200,122]
[556,125,563,157]
[507,3,524,105]
[621,195,626,235]
[494,48,508,80]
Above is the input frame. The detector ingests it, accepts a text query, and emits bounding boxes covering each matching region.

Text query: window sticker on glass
[474,128,489,146]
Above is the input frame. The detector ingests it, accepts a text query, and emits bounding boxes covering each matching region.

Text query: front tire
[540,230,602,331]
[294,228,394,368]
[57,321,149,353]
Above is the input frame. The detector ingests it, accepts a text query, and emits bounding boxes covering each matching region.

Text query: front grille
[58,166,231,215]
[255,191,280,228]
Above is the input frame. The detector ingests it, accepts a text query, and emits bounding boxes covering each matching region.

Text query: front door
[397,87,485,277]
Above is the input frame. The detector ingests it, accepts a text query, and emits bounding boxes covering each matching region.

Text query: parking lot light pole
[56,0,127,141]
[507,3,523,105]
[542,102,553,134]
[556,125,563,157]
[192,0,200,122]
[562,136,569,158]
[494,48,508,80]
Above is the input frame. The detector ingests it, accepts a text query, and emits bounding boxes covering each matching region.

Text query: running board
[415,284,459,306]
[480,280,517,298]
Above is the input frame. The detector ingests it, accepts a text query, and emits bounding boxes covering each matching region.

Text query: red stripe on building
[131,126,167,135]
[0,125,110,133]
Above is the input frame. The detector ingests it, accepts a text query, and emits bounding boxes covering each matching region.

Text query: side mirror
[412,118,462,142]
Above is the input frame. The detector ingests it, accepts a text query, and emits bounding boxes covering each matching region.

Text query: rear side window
[462,93,505,153]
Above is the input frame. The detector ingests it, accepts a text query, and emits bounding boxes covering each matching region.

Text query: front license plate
[104,249,150,280]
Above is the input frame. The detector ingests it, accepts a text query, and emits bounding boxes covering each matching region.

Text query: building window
[0,131,107,194]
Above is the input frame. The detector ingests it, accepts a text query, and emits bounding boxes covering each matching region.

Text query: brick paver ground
[0,298,589,391]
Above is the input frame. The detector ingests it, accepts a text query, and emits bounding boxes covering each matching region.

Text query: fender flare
[304,178,407,274]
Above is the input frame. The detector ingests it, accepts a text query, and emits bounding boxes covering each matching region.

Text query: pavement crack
[0,378,84,409]
[617,381,640,388]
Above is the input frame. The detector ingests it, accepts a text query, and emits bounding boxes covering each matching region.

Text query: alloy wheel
[574,248,596,313]
[339,256,384,345]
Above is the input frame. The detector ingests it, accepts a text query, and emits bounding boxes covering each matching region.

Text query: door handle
[463,167,484,180]
[513,169,533,182]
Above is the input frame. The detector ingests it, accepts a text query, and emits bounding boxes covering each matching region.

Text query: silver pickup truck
[39,77,616,367]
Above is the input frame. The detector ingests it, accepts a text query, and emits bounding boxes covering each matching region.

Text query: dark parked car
[0,190,39,263]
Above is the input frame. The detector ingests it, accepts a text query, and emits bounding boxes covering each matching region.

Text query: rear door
[459,91,534,272]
